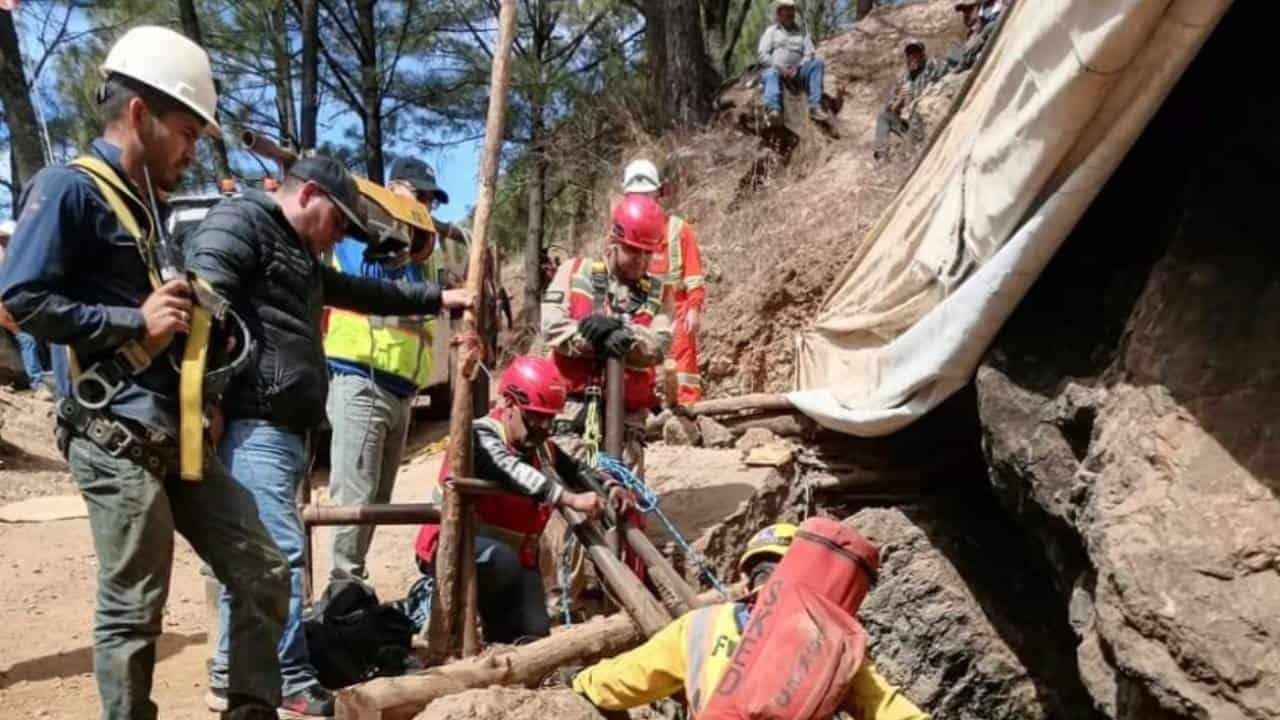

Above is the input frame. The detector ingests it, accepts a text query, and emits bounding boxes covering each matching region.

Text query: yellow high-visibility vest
[323,251,438,387]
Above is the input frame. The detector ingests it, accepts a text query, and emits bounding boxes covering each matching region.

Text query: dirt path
[0,390,768,718]
[0,393,447,720]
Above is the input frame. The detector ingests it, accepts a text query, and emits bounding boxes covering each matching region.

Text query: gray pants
[66,435,289,719]
[326,373,413,581]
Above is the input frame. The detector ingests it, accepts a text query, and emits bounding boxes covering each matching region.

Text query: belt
[56,399,179,475]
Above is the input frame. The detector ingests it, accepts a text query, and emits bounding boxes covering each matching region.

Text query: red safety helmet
[500,356,568,416]
[611,194,666,253]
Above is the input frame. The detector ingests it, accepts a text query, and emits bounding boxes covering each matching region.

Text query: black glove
[601,328,635,358]
[578,313,622,347]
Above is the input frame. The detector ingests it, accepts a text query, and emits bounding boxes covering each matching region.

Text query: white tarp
[789,0,1232,436]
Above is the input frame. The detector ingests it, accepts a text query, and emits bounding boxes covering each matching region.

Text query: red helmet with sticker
[500,355,568,416]
[610,194,666,253]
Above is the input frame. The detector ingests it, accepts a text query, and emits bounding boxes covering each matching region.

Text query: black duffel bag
[303,574,415,689]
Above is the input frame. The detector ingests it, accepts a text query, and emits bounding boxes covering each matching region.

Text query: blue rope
[596,453,730,599]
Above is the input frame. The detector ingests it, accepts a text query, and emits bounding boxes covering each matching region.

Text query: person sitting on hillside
[571,523,929,720]
[947,0,1007,72]
[874,40,946,161]
[758,0,829,127]
[413,355,633,643]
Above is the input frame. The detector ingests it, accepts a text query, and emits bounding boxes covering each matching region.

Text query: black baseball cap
[289,155,368,236]
[388,157,449,205]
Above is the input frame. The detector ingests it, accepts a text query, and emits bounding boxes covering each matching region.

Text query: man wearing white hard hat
[757,0,828,126]
[622,155,706,406]
[0,26,289,720]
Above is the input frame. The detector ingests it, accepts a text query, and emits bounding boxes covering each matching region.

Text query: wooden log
[557,507,671,636]
[336,589,731,720]
[720,412,813,439]
[682,393,793,418]
[621,525,695,616]
[426,0,519,662]
[302,503,440,526]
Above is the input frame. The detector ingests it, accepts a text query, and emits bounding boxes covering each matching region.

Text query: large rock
[414,688,603,720]
[977,5,1280,718]
[851,505,1094,720]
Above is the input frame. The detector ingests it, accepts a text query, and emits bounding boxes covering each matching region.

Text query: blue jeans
[66,434,288,719]
[15,330,47,388]
[762,58,825,111]
[210,419,320,696]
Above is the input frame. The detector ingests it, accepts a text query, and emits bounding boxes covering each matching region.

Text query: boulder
[735,427,778,453]
[695,416,733,448]
[851,505,1092,720]
[661,415,700,446]
[975,7,1280,717]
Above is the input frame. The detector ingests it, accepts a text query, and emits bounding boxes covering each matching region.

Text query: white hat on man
[622,159,662,194]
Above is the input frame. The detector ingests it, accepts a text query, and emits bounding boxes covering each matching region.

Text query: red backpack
[699,517,880,720]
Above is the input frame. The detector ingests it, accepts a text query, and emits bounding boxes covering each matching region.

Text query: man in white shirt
[757,0,828,126]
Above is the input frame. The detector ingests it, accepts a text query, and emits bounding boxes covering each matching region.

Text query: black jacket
[186,190,442,431]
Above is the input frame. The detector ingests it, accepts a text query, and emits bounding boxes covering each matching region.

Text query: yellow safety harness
[69,156,229,481]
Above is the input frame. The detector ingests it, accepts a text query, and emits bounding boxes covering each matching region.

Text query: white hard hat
[0,220,15,237]
[776,0,797,7]
[101,26,220,135]
[622,159,662,194]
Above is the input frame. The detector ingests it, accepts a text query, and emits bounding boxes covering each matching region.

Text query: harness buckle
[74,366,127,410]
[85,416,137,457]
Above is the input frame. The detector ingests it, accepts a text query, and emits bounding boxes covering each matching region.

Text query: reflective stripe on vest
[665,216,684,286]
[323,254,435,386]
[683,603,744,715]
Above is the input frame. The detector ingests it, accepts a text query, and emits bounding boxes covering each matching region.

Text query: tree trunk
[643,0,666,128]
[299,0,319,150]
[356,0,384,181]
[702,0,731,77]
[177,0,233,179]
[269,0,298,145]
[0,10,45,191]
[722,0,754,72]
[854,0,874,21]
[522,101,547,329]
[661,0,716,129]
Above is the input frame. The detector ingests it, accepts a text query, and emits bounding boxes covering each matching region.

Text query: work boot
[205,685,229,712]
[765,108,782,127]
[278,685,335,719]
[220,697,278,720]
[809,105,831,124]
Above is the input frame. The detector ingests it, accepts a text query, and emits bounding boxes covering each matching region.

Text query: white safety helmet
[622,159,662,194]
[101,26,220,135]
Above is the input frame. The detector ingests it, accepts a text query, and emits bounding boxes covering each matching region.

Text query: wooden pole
[621,525,696,615]
[335,589,733,720]
[301,503,440,526]
[682,392,793,417]
[556,507,671,636]
[426,0,520,663]
[595,360,697,614]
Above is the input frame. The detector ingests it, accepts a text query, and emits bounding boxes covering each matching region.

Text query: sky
[1,6,485,223]
[422,138,482,223]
